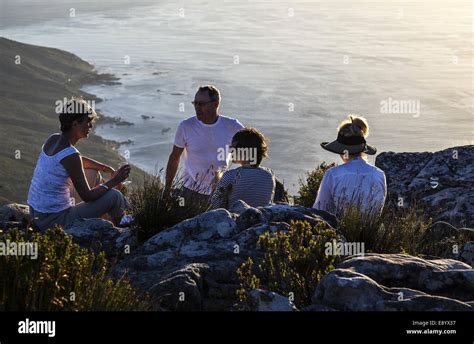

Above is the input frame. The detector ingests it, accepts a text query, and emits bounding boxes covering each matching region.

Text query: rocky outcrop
[64,218,135,258]
[312,253,474,311]
[1,145,472,312]
[111,204,339,311]
[1,200,473,311]
[375,145,474,226]
[313,269,471,311]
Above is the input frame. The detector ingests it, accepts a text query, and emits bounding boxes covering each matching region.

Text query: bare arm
[81,156,114,175]
[165,145,184,191]
[61,153,130,202]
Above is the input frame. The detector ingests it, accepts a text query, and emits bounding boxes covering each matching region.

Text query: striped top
[210,166,276,209]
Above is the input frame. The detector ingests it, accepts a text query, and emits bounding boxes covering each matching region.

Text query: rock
[229,200,252,215]
[375,145,474,226]
[149,263,208,311]
[4,194,473,312]
[235,207,266,232]
[260,204,339,230]
[247,289,297,311]
[64,218,121,257]
[115,228,138,253]
[114,203,337,311]
[460,242,474,268]
[195,209,237,239]
[0,203,31,229]
[314,269,472,311]
[337,254,474,300]
[143,209,237,254]
[310,253,474,310]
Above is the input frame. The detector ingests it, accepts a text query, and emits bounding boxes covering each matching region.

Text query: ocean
[1,0,472,193]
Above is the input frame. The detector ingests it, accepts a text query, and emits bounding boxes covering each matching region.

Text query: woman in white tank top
[27,98,132,231]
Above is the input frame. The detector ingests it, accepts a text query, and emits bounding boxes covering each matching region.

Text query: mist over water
[1,0,472,192]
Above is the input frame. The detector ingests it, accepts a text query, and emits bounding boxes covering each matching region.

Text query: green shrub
[236,257,261,303]
[418,222,474,258]
[237,220,340,308]
[0,227,150,311]
[337,202,432,255]
[128,170,210,243]
[294,162,336,207]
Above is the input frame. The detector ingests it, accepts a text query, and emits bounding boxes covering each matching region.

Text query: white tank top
[27,139,79,213]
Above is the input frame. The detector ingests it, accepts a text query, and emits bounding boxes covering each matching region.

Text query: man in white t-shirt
[165,85,244,203]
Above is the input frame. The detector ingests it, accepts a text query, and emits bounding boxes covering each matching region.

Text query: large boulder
[375,145,474,226]
[312,253,474,311]
[314,269,471,311]
[337,254,474,300]
[113,203,338,311]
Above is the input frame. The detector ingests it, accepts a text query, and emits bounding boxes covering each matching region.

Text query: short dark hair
[231,127,269,166]
[58,98,97,132]
[197,85,221,103]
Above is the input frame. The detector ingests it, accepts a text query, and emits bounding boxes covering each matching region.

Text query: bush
[294,162,336,207]
[337,201,433,255]
[418,222,474,258]
[236,220,341,308]
[236,257,261,303]
[128,169,210,243]
[294,162,442,256]
[0,227,150,311]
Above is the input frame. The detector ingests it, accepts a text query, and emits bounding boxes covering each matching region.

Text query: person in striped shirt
[210,128,276,209]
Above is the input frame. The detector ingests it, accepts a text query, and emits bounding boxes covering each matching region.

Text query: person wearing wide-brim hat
[313,115,387,217]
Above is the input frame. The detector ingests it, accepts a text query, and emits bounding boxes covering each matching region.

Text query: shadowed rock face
[313,268,472,311]
[311,253,474,311]
[102,203,338,311]
[336,254,474,302]
[375,145,474,226]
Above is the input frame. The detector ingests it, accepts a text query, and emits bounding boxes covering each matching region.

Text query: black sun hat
[321,116,377,155]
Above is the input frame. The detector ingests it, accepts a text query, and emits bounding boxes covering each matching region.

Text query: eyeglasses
[192,100,215,107]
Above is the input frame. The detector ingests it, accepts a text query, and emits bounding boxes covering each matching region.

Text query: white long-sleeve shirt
[313,158,387,216]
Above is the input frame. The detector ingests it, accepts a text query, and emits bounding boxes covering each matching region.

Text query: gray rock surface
[376,145,474,226]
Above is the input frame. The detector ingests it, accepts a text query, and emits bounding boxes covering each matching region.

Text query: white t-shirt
[174,115,244,194]
[313,157,387,216]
